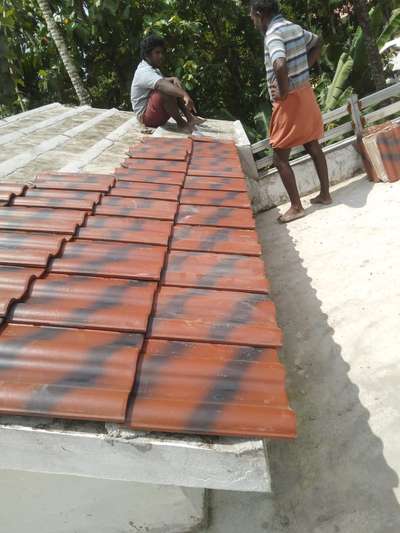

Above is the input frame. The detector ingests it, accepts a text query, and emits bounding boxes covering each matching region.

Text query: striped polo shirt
[264,15,318,101]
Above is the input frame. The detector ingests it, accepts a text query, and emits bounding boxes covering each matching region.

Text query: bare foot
[310,194,332,205]
[176,120,194,134]
[278,206,306,224]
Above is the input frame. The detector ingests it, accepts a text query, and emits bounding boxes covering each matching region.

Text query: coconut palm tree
[353,0,386,90]
[36,0,91,105]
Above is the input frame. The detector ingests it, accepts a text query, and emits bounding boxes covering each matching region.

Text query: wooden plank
[252,138,270,154]
[360,82,400,108]
[322,105,348,124]
[365,100,400,125]
[321,122,353,144]
[255,154,273,170]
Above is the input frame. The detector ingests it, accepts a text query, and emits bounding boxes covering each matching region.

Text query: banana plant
[378,8,400,48]
[323,5,399,112]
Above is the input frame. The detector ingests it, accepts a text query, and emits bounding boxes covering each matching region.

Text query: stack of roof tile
[359,122,400,183]
[0,135,296,439]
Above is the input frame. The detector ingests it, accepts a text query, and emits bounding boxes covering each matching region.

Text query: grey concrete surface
[0,104,146,182]
[0,470,205,533]
[254,175,400,533]
[200,490,279,533]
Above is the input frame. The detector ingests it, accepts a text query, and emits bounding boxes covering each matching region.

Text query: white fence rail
[252,82,400,177]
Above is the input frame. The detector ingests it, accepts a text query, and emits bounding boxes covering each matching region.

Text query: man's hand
[183,92,197,114]
[167,77,183,89]
[270,80,288,102]
[270,81,280,101]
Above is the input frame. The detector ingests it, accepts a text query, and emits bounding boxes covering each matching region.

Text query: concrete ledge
[250,137,364,212]
[0,417,270,493]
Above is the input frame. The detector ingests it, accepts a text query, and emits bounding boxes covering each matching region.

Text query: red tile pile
[0,135,296,439]
[359,122,400,183]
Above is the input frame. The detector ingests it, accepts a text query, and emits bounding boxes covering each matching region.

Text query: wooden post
[347,94,365,136]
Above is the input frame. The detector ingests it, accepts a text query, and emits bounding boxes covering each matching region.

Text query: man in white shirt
[131,35,204,130]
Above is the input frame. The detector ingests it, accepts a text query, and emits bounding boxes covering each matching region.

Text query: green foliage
[0,0,398,136]
[378,8,400,48]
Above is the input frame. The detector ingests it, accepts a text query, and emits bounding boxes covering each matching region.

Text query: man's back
[264,15,318,100]
[131,60,163,119]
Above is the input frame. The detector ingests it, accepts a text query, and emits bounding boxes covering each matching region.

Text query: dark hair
[140,34,166,60]
[250,0,280,16]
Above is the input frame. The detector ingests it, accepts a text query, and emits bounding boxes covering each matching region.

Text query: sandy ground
[255,174,400,533]
[202,174,400,533]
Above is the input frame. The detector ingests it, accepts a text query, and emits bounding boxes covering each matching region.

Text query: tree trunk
[36,0,91,105]
[353,0,386,90]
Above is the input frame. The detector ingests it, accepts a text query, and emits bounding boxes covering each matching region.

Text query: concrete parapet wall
[233,122,364,213]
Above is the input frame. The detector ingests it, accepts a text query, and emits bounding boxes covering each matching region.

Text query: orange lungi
[269,83,324,150]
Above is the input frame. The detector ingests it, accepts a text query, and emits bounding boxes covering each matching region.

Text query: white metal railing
[252,81,400,177]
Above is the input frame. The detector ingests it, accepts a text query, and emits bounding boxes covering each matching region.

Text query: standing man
[250,0,332,223]
[131,34,204,131]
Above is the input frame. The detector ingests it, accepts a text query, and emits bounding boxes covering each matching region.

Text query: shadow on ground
[256,179,400,533]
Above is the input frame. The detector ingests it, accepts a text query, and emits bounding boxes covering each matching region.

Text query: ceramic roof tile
[0,183,28,202]
[164,251,269,293]
[184,176,247,192]
[96,196,178,221]
[171,226,262,256]
[130,137,192,153]
[78,216,172,246]
[0,183,28,196]
[127,340,296,438]
[122,158,188,173]
[177,205,255,229]
[188,168,245,179]
[110,182,180,201]
[188,156,244,178]
[0,324,143,421]
[192,144,239,158]
[0,135,296,439]
[0,232,67,267]
[0,207,86,234]
[0,266,43,318]
[35,172,115,193]
[151,287,282,347]
[376,123,400,182]
[26,189,102,202]
[180,189,251,208]
[35,178,112,193]
[11,274,157,333]
[37,172,115,183]
[127,144,189,161]
[114,168,186,186]
[51,240,166,281]
[12,196,96,211]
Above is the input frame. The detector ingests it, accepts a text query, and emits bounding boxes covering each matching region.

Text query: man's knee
[304,140,321,157]
[273,150,289,170]
[159,92,176,104]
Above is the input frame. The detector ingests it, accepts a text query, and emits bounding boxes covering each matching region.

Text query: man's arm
[304,29,322,68]
[155,79,196,113]
[267,31,288,101]
[273,58,290,101]
[308,36,322,68]
[164,77,183,89]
